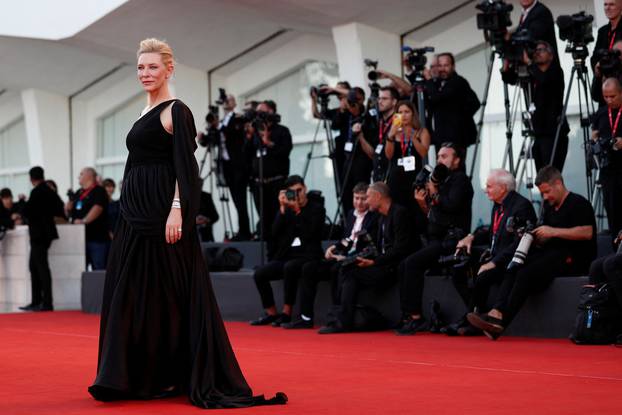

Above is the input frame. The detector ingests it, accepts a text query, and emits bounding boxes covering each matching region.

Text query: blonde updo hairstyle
[137,38,175,69]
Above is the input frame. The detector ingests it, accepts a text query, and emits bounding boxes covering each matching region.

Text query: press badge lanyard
[76,185,96,210]
[345,115,355,153]
[400,129,415,156]
[608,107,622,137]
[378,117,393,145]
[490,206,504,253]
[609,26,618,50]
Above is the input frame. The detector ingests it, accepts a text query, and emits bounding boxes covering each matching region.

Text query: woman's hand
[166,208,183,244]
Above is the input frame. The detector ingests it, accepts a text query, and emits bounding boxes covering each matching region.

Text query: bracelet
[173,198,180,202]
[171,201,181,209]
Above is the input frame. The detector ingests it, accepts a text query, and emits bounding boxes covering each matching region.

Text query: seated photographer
[591,77,622,239]
[501,41,569,171]
[424,53,480,151]
[515,0,559,62]
[246,100,293,246]
[362,86,398,182]
[385,100,431,211]
[318,182,418,334]
[250,175,325,327]
[468,166,596,340]
[66,167,110,270]
[444,169,536,336]
[591,0,622,105]
[396,143,474,335]
[588,231,622,344]
[1,187,26,229]
[282,182,379,329]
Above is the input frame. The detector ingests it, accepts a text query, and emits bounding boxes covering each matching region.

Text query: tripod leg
[470,50,496,179]
[302,119,322,180]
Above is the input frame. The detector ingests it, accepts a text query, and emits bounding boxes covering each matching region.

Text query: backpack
[324,304,389,332]
[570,284,620,345]
[205,247,244,272]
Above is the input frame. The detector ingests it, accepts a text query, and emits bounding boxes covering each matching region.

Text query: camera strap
[608,107,622,137]
[609,28,618,50]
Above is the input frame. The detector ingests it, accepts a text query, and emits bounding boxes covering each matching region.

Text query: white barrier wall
[0,224,85,312]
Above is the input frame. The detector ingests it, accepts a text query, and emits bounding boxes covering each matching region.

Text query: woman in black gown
[385,100,431,209]
[88,38,286,409]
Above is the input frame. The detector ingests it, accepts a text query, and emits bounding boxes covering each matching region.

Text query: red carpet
[0,311,621,414]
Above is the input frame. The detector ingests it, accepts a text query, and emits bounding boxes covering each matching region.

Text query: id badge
[344,142,354,153]
[75,200,83,210]
[397,158,404,166]
[375,144,383,154]
[291,237,302,247]
[402,156,416,172]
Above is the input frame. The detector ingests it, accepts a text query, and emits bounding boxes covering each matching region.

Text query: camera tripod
[198,143,235,240]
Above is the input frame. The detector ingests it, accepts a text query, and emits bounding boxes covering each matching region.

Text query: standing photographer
[516,0,559,62]
[396,143,474,335]
[468,166,596,340]
[362,86,398,182]
[591,77,622,238]
[246,100,293,245]
[501,41,569,171]
[591,0,622,84]
[424,53,480,151]
[591,40,622,106]
[444,169,536,335]
[250,175,325,327]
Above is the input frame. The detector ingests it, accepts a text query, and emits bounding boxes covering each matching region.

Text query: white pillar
[331,23,401,95]
[21,89,71,194]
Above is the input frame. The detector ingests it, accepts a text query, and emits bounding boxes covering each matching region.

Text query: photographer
[515,0,559,62]
[366,86,398,182]
[444,169,536,335]
[396,143,474,335]
[501,41,569,171]
[0,188,26,229]
[66,167,110,270]
[250,175,325,327]
[219,94,252,240]
[591,41,622,106]
[319,182,419,334]
[588,231,622,344]
[468,166,596,340]
[385,100,431,210]
[246,100,293,244]
[424,53,480,151]
[591,0,622,91]
[282,182,379,329]
[591,77,622,238]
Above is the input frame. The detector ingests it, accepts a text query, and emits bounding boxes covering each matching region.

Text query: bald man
[591,77,622,239]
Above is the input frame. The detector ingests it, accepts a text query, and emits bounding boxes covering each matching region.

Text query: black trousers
[29,239,53,306]
[493,248,571,326]
[601,169,622,238]
[589,253,622,308]
[253,257,313,309]
[223,161,250,236]
[251,178,284,242]
[470,267,506,312]
[336,264,396,329]
[299,259,341,319]
[399,239,455,315]
[532,135,568,172]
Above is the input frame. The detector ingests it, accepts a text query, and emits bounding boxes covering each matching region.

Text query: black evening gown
[88,99,286,409]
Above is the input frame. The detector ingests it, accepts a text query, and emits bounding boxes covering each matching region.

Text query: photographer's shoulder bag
[570,283,620,345]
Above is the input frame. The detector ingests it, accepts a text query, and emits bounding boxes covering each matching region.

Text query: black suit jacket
[271,199,326,260]
[374,203,419,267]
[591,22,622,69]
[343,209,379,251]
[518,2,559,62]
[488,191,537,267]
[221,113,251,170]
[23,182,64,244]
[425,73,479,148]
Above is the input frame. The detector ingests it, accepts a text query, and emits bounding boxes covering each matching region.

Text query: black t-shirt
[541,192,596,271]
[591,105,622,171]
[71,185,110,242]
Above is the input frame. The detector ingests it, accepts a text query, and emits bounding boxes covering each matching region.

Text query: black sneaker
[271,314,291,327]
[18,303,39,311]
[466,312,504,340]
[318,325,345,334]
[282,317,313,329]
[249,313,279,326]
[395,317,427,336]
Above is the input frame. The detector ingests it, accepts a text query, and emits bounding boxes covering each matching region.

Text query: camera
[596,49,622,78]
[476,0,513,51]
[364,59,379,81]
[340,230,379,269]
[503,29,536,64]
[199,105,221,148]
[285,188,298,201]
[505,216,537,270]
[413,164,450,191]
[364,58,381,104]
[590,136,617,169]
[67,189,76,200]
[402,46,435,85]
[333,237,354,257]
[215,88,227,106]
[242,108,281,134]
[557,12,594,45]
[438,247,471,269]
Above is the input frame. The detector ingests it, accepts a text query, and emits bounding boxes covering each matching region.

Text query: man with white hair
[444,169,536,335]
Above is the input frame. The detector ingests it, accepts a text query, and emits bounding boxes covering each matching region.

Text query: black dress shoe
[395,317,427,336]
[282,317,313,329]
[249,313,279,326]
[34,304,54,312]
[271,314,291,327]
[18,303,39,311]
[466,312,504,340]
[318,325,346,334]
